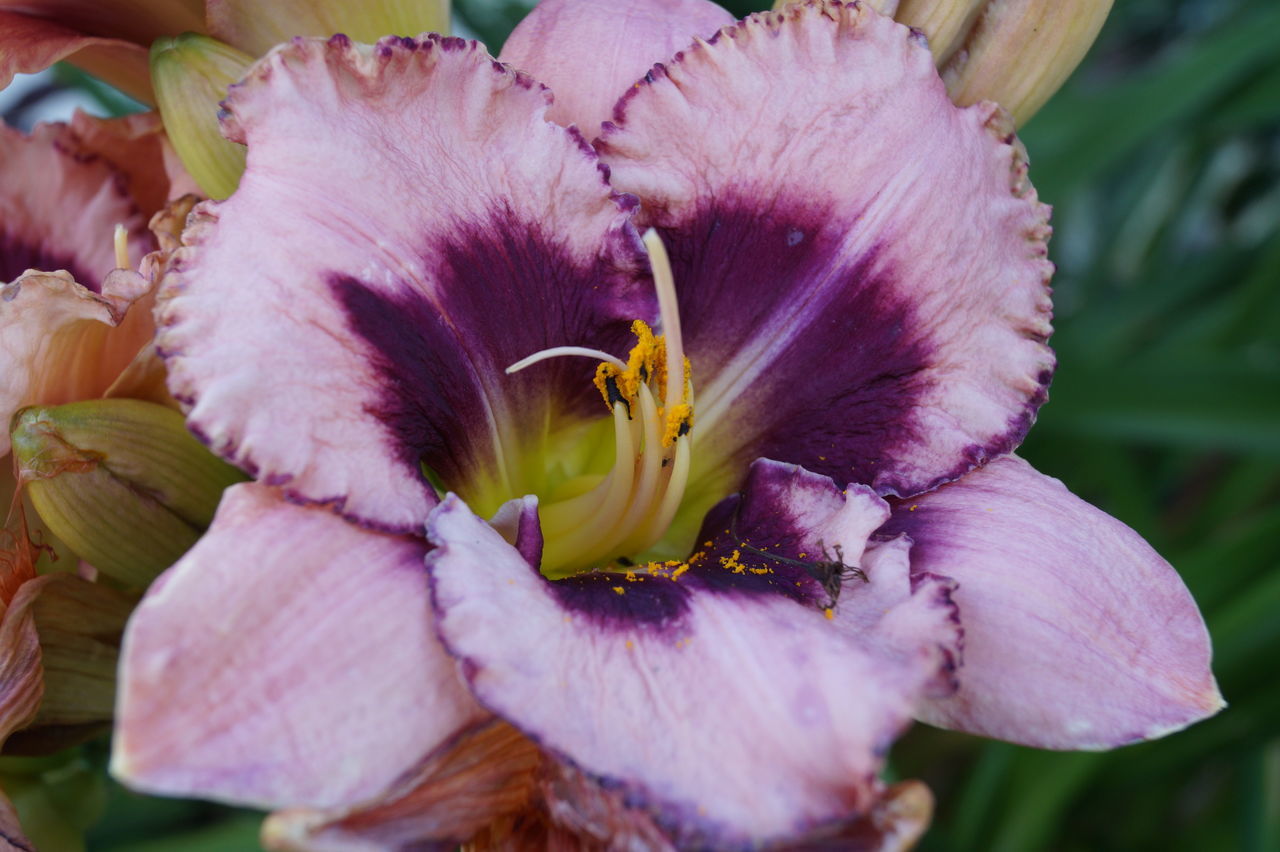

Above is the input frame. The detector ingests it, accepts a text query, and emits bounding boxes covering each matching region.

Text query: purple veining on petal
[2,228,97,291]
[662,194,934,493]
[329,208,652,501]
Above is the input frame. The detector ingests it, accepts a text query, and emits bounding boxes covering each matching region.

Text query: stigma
[506,230,694,576]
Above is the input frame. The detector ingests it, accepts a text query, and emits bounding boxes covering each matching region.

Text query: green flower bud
[150,33,254,199]
[895,0,1114,125]
[10,399,246,587]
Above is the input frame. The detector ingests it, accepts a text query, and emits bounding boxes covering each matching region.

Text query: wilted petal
[65,111,190,218]
[207,0,450,56]
[0,540,43,748]
[498,0,734,135]
[0,11,152,103]
[261,719,540,851]
[4,572,134,755]
[0,270,151,457]
[158,35,650,532]
[113,483,482,809]
[0,122,152,290]
[597,1,1054,518]
[428,460,960,847]
[0,0,204,45]
[881,455,1224,749]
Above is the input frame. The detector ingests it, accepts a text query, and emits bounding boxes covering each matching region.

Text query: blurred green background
[3,0,1278,848]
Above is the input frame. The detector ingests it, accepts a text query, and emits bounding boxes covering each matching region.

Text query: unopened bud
[209,0,452,56]
[150,33,253,199]
[11,399,245,587]
[895,0,1113,125]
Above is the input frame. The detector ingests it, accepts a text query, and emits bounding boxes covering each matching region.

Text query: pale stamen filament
[642,228,685,412]
[540,402,636,571]
[506,346,627,375]
[502,231,694,576]
[113,224,130,270]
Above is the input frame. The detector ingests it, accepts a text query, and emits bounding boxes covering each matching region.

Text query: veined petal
[0,122,152,290]
[112,483,483,809]
[498,0,734,135]
[0,539,44,749]
[881,455,1224,750]
[0,11,152,103]
[207,0,450,56]
[427,460,960,848]
[0,270,152,458]
[596,1,1054,514]
[65,111,190,219]
[261,719,540,851]
[158,34,650,532]
[5,572,134,755]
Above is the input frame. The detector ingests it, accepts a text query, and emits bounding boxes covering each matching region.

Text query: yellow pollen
[671,563,690,580]
[612,586,625,595]
[824,607,835,620]
[661,403,694,448]
[720,548,745,574]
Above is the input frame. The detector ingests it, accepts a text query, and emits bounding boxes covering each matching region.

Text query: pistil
[506,230,694,577]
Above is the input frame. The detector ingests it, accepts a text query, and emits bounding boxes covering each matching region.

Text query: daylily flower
[0,0,450,104]
[111,1,1221,848]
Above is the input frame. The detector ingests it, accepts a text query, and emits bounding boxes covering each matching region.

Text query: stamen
[504,231,695,575]
[642,229,686,411]
[113,224,130,270]
[506,346,627,374]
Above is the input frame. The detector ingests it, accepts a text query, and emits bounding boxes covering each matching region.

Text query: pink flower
[111,2,1221,847]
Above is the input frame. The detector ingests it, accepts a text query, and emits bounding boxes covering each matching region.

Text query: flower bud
[208,0,452,56]
[10,399,246,587]
[895,0,1113,125]
[150,33,253,199]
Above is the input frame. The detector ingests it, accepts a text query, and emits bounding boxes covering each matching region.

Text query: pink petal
[112,483,482,809]
[159,34,651,533]
[427,460,960,847]
[0,11,152,103]
[596,2,1054,506]
[0,270,152,457]
[1,122,153,291]
[498,0,734,135]
[65,111,191,219]
[261,719,541,850]
[881,455,1224,749]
